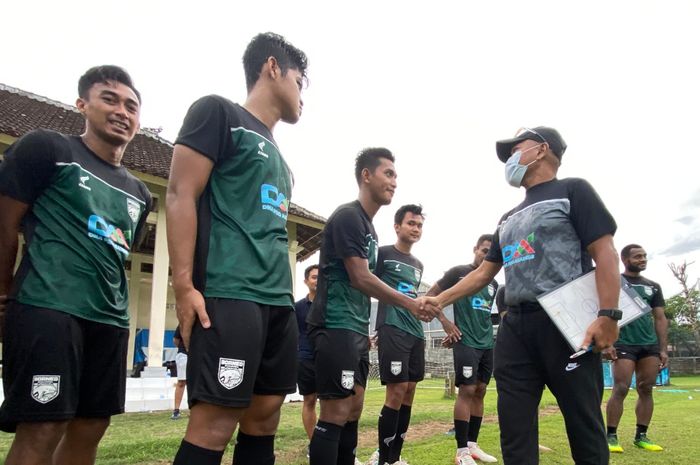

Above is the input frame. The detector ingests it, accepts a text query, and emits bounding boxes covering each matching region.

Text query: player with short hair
[0,65,151,465]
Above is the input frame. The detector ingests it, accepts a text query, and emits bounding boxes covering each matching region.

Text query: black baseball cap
[496,126,567,163]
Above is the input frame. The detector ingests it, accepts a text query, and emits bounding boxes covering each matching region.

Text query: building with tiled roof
[0,83,326,371]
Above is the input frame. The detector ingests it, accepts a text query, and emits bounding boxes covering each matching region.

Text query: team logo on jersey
[487,284,496,297]
[126,198,141,223]
[31,375,60,404]
[643,285,653,296]
[502,232,536,268]
[462,366,473,379]
[391,361,402,375]
[260,183,289,219]
[341,370,355,390]
[87,214,131,255]
[257,141,269,158]
[218,358,245,390]
[78,175,91,191]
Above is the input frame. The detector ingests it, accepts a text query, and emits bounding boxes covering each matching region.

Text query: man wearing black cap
[424,127,620,465]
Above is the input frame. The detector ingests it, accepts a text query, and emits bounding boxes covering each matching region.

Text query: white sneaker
[365,450,379,465]
[468,442,497,462]
[355,459,364,465]
[392,459,410,465]
[455,450,478,465]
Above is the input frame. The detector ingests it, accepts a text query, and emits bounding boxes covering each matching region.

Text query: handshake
[409,296,441,322]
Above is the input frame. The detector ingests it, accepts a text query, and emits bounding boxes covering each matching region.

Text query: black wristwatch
[598,309,623,321]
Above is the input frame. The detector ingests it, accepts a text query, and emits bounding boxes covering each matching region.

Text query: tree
[667,261,700,355]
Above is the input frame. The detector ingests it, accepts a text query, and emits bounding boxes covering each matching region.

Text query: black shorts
[186,299,298,408]
[297,358,317,396]
[453,344,493,386]
[378,325,425,384]
[614,343,660,362]
[309,327,369,400]
[0,302,128,432]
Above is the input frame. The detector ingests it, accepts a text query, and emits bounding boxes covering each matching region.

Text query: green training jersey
[175,96,294,307]
[375,245,424,339]
[437,264,498,349]
[307,200,378,335]
[617,274,665,346]
[0,130,151,328]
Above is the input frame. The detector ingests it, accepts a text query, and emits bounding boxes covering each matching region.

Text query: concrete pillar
[146,206,169,372]
[287,222,303,292]
[126,254,142,371]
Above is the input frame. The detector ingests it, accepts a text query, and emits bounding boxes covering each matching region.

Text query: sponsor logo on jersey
[397,281,417,297]
[257,141,269,158]
[502,232,536,268]
[218,358,245,390]
[87,214,131,255]
[260,183,289,219]
[391,361,402,375]
[462,366,473,378]
[341,370,355,390]
[31,375,60,404]
[126,198,141,223]
[78,175,91,191]
[470,295,492,312]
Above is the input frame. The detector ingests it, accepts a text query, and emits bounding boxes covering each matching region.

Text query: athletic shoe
[365,450,379,465]
[468,442,497,462]
[607,434,623,453]
[170,410,181,420]
[634,434,663,451]
[392,459,410,465]
[455,450,478,465]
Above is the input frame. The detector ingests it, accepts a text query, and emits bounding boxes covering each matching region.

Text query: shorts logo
[218,358,245,390]
[126,198,141,223]
[391,361,402,375]
[341,370,355,390]
[462,366,473,379]
[31,375,60,404]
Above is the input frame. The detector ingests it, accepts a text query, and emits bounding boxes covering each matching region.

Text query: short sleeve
[568,178,617,247]
[133,188,153,249]
[485,223,504,264]
[374,247,387,278]
[0,129,59,204]
[651,283,665,308]
[175,96,232,163]
[331,208,369,259]
[437,266,463,290]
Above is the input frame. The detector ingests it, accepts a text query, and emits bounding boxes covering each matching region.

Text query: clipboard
[536,270,651,351]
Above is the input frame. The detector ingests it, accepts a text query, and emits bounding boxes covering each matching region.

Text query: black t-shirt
[307,200,378,335]
[0,129,151,328]
[175,95,294,307]
[485,178,617,306]
[295,296,314,359]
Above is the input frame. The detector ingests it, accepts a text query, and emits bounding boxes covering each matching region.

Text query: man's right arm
[431,260,501,310]
[344,256,439,321]
[166,145,214,349]
[0,196,29,339]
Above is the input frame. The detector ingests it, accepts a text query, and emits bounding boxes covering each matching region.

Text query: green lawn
[1,375,698,464]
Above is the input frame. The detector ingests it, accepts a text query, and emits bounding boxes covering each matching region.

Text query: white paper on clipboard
[536,270,651,351]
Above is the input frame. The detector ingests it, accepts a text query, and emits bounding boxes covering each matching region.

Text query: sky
[3,0,700,299]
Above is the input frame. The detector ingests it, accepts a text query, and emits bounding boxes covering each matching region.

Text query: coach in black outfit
[425,126,620,465]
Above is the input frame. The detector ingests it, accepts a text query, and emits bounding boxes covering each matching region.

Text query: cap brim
[496,135,528,163]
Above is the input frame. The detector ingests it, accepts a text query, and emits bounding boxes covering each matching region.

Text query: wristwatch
[598,309,623,321]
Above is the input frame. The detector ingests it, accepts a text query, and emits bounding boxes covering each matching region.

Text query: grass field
[1,375,698,464]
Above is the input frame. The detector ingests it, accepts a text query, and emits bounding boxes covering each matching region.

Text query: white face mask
[504,144,541,187]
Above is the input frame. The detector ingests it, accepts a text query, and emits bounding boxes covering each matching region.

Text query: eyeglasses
[515,127,547,144]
